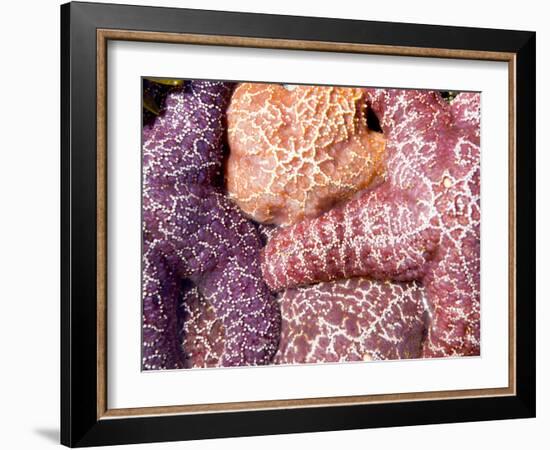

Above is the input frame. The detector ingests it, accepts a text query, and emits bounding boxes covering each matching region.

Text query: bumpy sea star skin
[142,82,232,189]
[226,83,386,226]
[142,81,280,369]
[180,284,225,368]
[450,92,481,132]
[262,90,480,357]
[274,278,427,364]
[142,243,187,369]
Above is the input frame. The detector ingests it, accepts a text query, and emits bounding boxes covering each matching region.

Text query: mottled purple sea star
[274,277,426,364]
[142,81,280,369]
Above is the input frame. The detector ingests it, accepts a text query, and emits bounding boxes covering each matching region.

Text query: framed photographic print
[60,1,536,447]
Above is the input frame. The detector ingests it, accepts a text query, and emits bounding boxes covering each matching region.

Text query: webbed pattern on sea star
[179,284,225,368]
[262,90,480,357]
[226,84,386,225]
[142,81,280,369]
[274,278,427,364]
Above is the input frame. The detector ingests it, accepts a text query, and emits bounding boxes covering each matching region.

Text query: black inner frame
[61,2,536,447]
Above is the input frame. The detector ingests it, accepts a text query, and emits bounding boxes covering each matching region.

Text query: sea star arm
[142,244,187,370]
[450,92,481,132]
[199,257,281,366]
[261,182,440,291]
[423,230,481,357]
[182,190,281,366]
[275,278,427,364]
[180,284,225,368]
[365,88,453,137]
[142,81,234,187]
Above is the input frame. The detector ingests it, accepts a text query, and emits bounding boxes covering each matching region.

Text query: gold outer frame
[96,29,517,420]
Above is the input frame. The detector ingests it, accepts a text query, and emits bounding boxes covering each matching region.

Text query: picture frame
[60,1,536,447]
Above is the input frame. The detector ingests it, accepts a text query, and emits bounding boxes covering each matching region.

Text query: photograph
[0,0,543,447]
[141,79,481,370]
[57,2,537,446]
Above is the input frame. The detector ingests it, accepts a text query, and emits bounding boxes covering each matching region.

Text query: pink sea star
[262,89,480,357]
[274,278,427,364]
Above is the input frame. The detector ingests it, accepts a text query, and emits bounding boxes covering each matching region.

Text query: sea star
[274,278,427,364]
[226,83,386,225]
[262,89,480,357]
[179,283,225,368]
[142,80,280,369]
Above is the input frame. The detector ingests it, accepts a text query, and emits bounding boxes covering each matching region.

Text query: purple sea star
[274,278,427,364]
[179,283,225,368]
[262,90,480,357]
[142,81,280,369]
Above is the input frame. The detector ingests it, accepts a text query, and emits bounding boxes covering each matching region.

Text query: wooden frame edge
[97,29,108,419]
[508,55,517,395]
[95,28,517,421]
[98,28,515,61]
[100,386,515,419]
